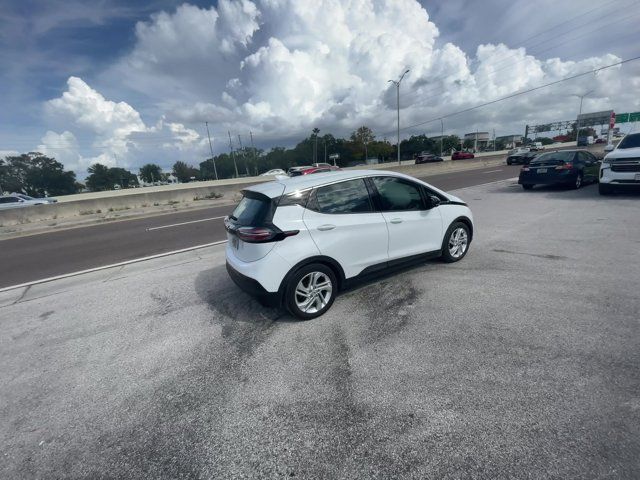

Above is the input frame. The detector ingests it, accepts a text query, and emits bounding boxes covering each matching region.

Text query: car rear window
[231,192,273,226]
[617,134,640,149]
[530,151,574,165]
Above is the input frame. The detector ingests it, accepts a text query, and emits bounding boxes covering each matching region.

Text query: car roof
[245,169,439,198]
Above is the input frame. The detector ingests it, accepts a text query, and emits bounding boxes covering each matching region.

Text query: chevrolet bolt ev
[225,170,474,319]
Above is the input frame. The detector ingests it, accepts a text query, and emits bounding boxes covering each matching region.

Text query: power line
[382,55,640,136]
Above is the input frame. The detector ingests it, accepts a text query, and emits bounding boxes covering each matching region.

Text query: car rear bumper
[518,170,575,185]
[226,261,281,307]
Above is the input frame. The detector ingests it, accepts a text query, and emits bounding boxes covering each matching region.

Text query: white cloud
[39,0,640,172]
[44,77,208,174]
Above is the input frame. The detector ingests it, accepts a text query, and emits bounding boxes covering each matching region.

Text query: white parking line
[482,169,503,174]
[146,216,226,231]
[0,240,228,293]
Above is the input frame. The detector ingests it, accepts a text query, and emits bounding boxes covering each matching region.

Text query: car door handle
[317,224,336,231]
[390,218,403,224]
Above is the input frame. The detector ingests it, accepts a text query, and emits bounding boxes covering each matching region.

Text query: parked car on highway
[452,151,474,160]
[0,194,57,210]
[599,132,640,195]
[518,150,600,190]
[224,170,474,319]
[260,169,287,176]
[289,166,334,176]
[15,194,57,204]
[415,153,443,164]
[506,151,538,165]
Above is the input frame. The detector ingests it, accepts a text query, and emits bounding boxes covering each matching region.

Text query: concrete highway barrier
[0,142,598,227]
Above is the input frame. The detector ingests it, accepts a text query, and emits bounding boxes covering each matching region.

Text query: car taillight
[236,227,277,243]
[235,226,299,243]
[555,163,573,170]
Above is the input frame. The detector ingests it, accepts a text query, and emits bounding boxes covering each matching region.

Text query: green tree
[0,152,77,196]
[173,161,196,183]
[139,163,162,184]
[86,163,112,191]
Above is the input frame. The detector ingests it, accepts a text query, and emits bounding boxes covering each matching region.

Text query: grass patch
[153,202,160,206]
[79,210,95,215]
[166,200,180,205]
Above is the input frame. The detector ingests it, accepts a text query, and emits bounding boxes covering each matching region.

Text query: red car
[452,151,475,160]
[289,166,337,176]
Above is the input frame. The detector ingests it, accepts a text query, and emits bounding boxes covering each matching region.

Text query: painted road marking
[0,240,228,293]
[482,169,503,173]
[146,216,226,231]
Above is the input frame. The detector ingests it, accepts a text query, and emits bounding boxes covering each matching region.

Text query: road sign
[328,153,340,159]
[615,112,640,123]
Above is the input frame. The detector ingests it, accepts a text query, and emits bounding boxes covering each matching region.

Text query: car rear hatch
[225,184,285,262]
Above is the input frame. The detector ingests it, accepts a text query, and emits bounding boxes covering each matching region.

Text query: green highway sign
[616,112,640,123]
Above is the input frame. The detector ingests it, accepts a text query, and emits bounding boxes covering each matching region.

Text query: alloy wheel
[294,272,333,314]
[448,227,468,259]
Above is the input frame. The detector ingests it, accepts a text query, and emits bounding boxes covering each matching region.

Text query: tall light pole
[205,122,218,180]
[439,118,444,157]
[573,90,594,146]
[388,69,410,165]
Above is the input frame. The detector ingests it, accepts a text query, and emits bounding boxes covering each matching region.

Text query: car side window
[372,177,424,211]
[0,197,19,203]
[314,179,373,214]
[578,152,591,164]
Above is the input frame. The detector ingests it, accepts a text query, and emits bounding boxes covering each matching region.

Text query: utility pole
[205,122,218,180]
[324,138,327,163]
[250,131,258,175]
[492,129,496,152]
[439,118,444,157]
[238,134,249,176]
[388,69,410,165]
[228,131,239,178]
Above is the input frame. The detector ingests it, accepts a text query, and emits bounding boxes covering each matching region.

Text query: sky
[1,0,639,175]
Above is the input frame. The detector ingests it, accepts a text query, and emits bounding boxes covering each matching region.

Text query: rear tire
[507,159,512,165]
[285,263,337,320]
[599,183,613,195]
[522,184,534,190]
[441,222,470,263]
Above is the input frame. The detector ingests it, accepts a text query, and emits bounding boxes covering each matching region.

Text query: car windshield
[529,151,574,164]
[617,133,640,149]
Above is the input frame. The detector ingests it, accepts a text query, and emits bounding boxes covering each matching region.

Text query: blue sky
[1,0,639,174]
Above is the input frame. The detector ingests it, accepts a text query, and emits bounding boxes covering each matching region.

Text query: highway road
[0,164,521,288]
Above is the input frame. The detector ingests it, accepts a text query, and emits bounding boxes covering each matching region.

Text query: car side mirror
[604,144,614,152]
[427,195,441,209]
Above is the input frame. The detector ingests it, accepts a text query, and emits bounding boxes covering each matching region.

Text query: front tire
[285,263,337,320]
[441,222,470,263]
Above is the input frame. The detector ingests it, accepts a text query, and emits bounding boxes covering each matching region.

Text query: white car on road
[225,170,474,319]
[0,194,57,210]
[599,133,640,195]
[260,169,287,176]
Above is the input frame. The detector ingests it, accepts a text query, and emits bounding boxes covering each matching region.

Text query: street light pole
[205,122,218,180]
[388,69,410,165]
[574,90,594,147]
[439,118,444,157]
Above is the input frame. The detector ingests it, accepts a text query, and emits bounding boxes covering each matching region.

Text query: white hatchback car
[225,170,474,319]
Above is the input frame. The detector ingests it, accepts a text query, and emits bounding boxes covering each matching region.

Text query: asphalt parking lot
[1,179,639,479]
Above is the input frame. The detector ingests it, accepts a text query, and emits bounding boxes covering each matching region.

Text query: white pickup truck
[599,133,640,195]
